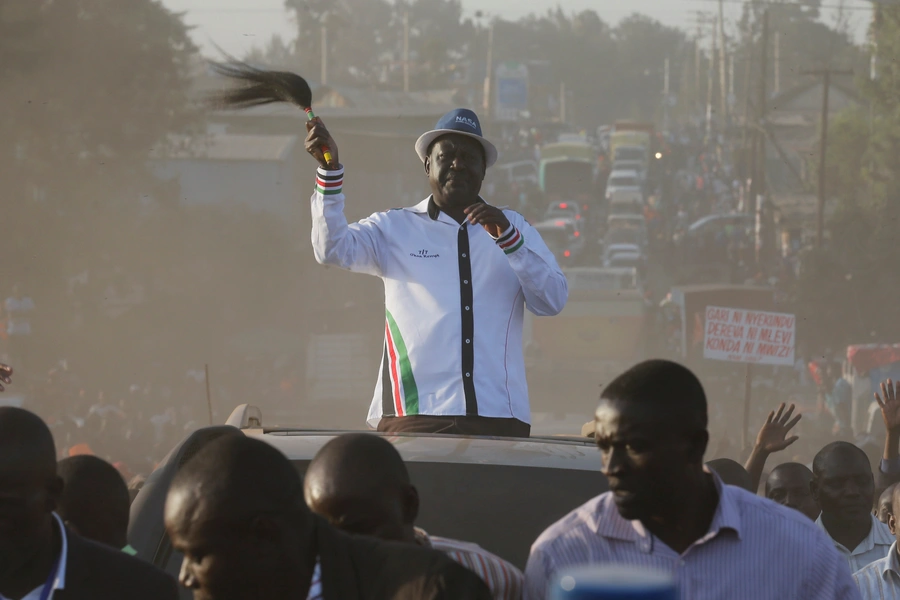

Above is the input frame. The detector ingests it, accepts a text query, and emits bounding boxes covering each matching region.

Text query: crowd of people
[6,359,900,599]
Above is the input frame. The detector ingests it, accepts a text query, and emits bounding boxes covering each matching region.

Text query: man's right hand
[876,379,900,433]
[305,118,339,170]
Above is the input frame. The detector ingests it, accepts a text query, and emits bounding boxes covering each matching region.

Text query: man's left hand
[464,204,511,239]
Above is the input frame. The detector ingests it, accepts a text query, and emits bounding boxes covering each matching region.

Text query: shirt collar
[816,513,894,554]
[51,512,68,592]
[413,526,432,548]
[405,196,488,226]
[882,541,900,580]
[594,471,740,553]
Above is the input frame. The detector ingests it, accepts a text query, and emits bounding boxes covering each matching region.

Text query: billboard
[494,62,529,122]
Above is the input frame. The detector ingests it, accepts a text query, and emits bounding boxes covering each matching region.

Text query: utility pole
[663,57,670,132]
[718,0,729,127]
[706,13,716,143]
[483,22,494,117]
[695,19,703,115]
[773,30,780,96]
[320,22,328,86]
[403,11,410,93]
[559,81,566,123]
[800,68,853,248]
[750,10,768,203]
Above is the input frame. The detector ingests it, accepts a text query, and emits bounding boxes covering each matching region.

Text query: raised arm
[744,403,801,493]
[306,119,384,276]
[875,379,900,490]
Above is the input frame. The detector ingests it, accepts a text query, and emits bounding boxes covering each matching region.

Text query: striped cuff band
[496,226,525,255]
[315,166,344,196]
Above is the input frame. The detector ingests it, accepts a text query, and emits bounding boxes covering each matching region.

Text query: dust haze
[2,0,898,479]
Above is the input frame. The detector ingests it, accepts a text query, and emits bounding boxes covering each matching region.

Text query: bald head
[0,407,57,475]
[878,483,898,524]
[167,434,306,526]
[165,435,314,600]
[706,458,753,492]
[0,408,63,578]
[304,433,418,542]
[812,442,871,478]
[57,455,130,548]
[766,463,818,520]
[812,442,874,523]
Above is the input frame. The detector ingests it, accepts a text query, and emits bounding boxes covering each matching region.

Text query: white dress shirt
[818,513,895,573]
[311,166,567,426]
[0,513,68,600]
[854,541,900,600]
[525,476,860,600]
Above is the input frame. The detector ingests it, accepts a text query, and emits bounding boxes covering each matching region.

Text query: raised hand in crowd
[874,379,900,490]
[744,403,802,492]
[0,363,12,392]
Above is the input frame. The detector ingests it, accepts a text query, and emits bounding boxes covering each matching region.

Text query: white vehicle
[611,160,647,181]
[491,160,539,188]
[603,243,643,262]
[607,214,647,232]
[605,169,643,206]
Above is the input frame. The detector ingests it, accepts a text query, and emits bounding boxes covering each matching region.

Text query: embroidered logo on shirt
[410,249,440,259]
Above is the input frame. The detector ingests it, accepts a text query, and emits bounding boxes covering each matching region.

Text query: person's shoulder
[853,552,891,580]
[67,534,177,597]
[348,535,491,598]
[727,487,825,542]
[531,493,609,553]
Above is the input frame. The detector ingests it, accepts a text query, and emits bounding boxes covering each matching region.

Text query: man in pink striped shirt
[304,433,523,600]
[524,360,859,600]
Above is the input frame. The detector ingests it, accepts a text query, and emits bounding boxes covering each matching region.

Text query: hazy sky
[163,0,871,59]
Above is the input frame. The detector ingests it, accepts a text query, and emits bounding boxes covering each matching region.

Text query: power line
[180,0,887,13]
[685,0,883,12]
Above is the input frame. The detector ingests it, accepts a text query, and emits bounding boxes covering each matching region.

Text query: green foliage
[795,4,900,351]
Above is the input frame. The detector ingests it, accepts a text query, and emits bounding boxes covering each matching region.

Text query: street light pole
[483,21,494,117]
[320,22,328,86]
[403,11,410,93]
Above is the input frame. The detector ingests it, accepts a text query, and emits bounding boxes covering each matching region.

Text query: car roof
[225,406,600,471]
[243,430,600,470]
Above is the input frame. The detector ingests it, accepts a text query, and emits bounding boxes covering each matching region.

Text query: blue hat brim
[415,129,498,168]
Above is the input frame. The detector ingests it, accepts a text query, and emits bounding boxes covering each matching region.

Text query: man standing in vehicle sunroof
[305,108,567,438]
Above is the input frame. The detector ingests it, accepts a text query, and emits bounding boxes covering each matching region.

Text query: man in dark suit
[0,407,178,600]
[164,434,491,600]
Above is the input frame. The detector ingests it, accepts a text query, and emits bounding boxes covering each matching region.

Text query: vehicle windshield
[543,162,595,197]
[615,147,646,161]
[609,176,638,187]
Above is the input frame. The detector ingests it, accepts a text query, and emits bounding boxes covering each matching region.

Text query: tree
[285,0,394,87]
[794,4,900,352]
[0,0,200,371]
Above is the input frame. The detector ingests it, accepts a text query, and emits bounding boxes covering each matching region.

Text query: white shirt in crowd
[817,513,894,573]
[310,166,567,427]
[525,476,860,600]
[854,541,900,600]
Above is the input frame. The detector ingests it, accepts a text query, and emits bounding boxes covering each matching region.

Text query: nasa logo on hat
[455,115,478,130]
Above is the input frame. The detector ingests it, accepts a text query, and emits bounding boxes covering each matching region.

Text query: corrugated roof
[152,133,298,162]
